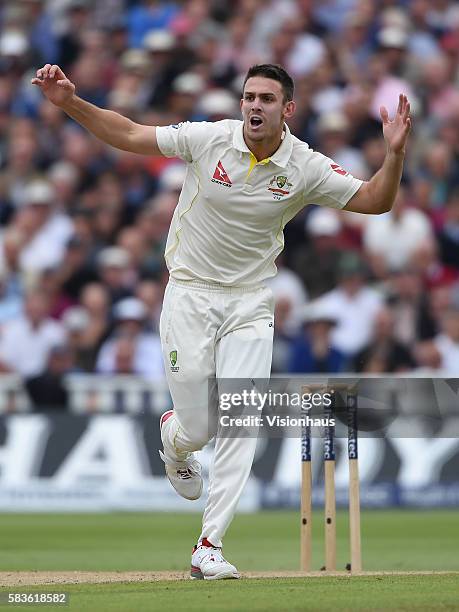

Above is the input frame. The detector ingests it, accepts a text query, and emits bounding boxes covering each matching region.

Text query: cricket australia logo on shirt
[170,350,179,372]
[211,160,232,187]
[268,175,292,200]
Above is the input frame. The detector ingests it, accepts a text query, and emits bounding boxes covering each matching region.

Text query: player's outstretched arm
[32,64,162,156]
[344,94,411,215]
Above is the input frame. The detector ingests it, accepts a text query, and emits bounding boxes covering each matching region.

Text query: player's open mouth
[249,116,263,128]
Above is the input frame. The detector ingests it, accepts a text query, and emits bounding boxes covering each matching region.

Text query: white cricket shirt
[156,120,362,286]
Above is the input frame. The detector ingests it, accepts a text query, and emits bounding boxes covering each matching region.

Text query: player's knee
[177,413,216,450]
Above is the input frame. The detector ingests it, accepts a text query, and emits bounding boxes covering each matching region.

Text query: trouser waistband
[169,278,265,294]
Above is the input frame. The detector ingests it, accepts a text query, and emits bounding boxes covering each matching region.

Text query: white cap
[62,306,90,331]
[381,8,410,31]
[97,246,130,269]
[0,29,28,56]
[21,180,55,206]
[108,89,139,111]
[377,27,408,49]
[159,163,186,191]
[306,208,341,237]
[114,297,147,321]
[172,72,205,95]
[198,89,238,117]
[143,29,175,52]
[317,111,349,133]
[48,161,79,185]
[302,300,338,325]
[120,49,150,71]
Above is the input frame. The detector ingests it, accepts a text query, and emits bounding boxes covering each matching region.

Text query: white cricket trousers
[159,278,274,547]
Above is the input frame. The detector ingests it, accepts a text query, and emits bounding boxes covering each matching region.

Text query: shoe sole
[160,411,203,501]
[168,471,203,501]
[190,566,240,580]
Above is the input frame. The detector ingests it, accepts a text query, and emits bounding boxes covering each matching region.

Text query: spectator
[289,300,345,373]
[353,306,416,373]
[369,42,415,122]
[135,279,163,332]
[96,246,135,303]
[168,72,206,122]
[212,14,262,84]
[317,110,368,179]
[57,0,92,70]
[291,208,344,299]
[112,336,137,374]
[438,189,459,268]
[62,306,94,372]
[96,297,164,380]
[411,239,459,290]
[420,141,455,209]
[16,179,74,276]
[319,253,383,358]
[0,0,456,382]
[271,18,326,78]
[127,2,179,49]
[113,148,157,215]
[77,283,111,369]
[36,267,75,320]
[385,265,436,345]
[135,193,176,277]
[0,125,41,215]
[59,235,98,301]
[420,53,459,122]
[0,289,66,377]
[142,29,179,108]
[363,185,434,274]
[271,295,295,373]
[315,110,368,179]
[116,225,154,277]
[47,160,80,212]
[25,344,75,410]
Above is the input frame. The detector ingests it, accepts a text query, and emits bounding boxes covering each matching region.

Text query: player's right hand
[31,64,75,107]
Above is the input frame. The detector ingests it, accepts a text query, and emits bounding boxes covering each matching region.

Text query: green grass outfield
[0,510,458,611]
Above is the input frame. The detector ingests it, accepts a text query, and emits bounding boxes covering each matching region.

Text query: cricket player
[32,63,411,580]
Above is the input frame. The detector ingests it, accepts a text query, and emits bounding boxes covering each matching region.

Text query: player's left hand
[380,94,411,155]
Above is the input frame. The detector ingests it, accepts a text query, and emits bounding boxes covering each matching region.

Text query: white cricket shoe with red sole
[159,410,203,501]
[190,538,240,580]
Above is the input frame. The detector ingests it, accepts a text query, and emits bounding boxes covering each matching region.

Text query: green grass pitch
[0,510,458,611]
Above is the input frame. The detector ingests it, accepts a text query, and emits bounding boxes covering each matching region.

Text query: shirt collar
[232,121,293,168]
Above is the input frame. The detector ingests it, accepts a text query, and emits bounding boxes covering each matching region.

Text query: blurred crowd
[0,0,458,409]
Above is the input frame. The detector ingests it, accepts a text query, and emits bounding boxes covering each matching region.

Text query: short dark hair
[243,64,294,102]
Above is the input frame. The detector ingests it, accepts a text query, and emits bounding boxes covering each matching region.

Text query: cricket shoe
[159,410,203,501]
[190,538,240,580]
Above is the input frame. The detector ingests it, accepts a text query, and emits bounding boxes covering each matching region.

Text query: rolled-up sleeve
[156,121,212,163]
[303,151,363,210]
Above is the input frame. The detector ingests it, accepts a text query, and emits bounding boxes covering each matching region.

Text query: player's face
[241,77,295,144]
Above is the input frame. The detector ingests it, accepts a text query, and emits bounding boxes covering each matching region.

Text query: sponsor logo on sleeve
[330,163,349,176]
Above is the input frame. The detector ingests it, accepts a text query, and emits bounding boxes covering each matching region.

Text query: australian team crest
[268,175,292,199]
